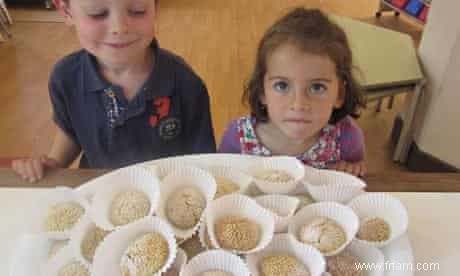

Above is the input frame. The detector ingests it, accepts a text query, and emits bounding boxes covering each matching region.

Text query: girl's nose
[290,90,311,111]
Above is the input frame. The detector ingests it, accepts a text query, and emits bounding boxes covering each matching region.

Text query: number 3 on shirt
[149,97,171,127]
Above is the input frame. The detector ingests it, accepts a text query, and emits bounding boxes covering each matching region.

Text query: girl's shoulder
[219,115,255,154]
[223,115,256,136]
[335,115,363,135]
[335,116,365,162]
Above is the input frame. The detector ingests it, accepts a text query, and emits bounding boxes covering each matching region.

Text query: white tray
[11,154,414,276]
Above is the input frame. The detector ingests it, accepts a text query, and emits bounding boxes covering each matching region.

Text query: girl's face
[261,43,344,142]
[55,0,157,67]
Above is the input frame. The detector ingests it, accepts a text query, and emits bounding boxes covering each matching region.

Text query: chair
[332,16,424,162]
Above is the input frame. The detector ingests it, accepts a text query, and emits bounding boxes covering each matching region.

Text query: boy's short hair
[61,0,159,5]
[243,8,365,124]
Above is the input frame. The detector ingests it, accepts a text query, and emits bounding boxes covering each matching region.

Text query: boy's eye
[130,10,146,16]
[309,83,327,94]
[88,10,108,19]
[273,81,289,92]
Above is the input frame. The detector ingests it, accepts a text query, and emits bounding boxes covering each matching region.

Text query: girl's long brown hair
[243,8,365,124]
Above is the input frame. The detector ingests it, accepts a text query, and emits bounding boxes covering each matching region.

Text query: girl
[12,0,216,182]
[220,8,366,176]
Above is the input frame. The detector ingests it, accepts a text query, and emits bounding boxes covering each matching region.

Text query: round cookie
[357,217,391,242]
[166,186,206,229]
[121,232,169,275]
[81,226,109,262]
[201,270,233,276]
[215,176,240,198]
[255,170,293,183]
[260,254,310,276]
[109,190,151,226]
[298,216,346,254]
[58,261,89,276]
[214,216,260,251]
[46,202,85,232]
[327,253,364,276]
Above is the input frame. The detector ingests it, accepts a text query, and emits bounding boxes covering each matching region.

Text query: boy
[13,0,216,182]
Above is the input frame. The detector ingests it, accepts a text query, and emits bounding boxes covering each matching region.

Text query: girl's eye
[273,81,289,92]
[89,10,108,19]
[309,83,327,95]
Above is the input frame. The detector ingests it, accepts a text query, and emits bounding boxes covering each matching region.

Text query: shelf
[380,0,426,25]
[421,0,431,7]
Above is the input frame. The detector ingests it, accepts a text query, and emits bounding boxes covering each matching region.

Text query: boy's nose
[110,14,129,35]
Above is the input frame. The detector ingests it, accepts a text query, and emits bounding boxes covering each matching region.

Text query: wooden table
[1,168,460,192]
[1,189,460,275]
[0,0,12,41]
[1,163,460,276]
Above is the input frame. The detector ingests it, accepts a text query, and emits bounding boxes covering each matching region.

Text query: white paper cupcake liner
[164,248,187,276]
[198,219,215,250]
[205,165,253,198]
[157,166,217,240]
[69,215,111,268]
[76,165,158,202]
[89,166,161,231]
[288,201,359,256]
[303,166,366,203]
[205,194,275,254]
[294,193,316,212]
[154,159,200,179]
[175,248,188,270]
[43,244,90,276]
[340,240,385,276]
[27,186,89,240]
[48,239,69,260]
[289,181,310,195]
[92,216,177,276]
[246,233,326,276]
[9,234,65,276]
[244,182,264,197]
[179,249,250,276]
[249,156,305,195]
[255,195,299,233]
[139,163,159,177]
[348,193,409,248]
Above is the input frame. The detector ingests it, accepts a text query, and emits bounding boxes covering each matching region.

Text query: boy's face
[54,0,157,66]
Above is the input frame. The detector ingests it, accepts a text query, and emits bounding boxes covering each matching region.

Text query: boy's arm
[48,127,81,168]
[48,60,82,165]
[11,127,81,182]
[183,80,216,154]
[219,120,242,153]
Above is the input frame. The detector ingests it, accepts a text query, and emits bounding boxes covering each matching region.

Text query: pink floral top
[219,115,365,169]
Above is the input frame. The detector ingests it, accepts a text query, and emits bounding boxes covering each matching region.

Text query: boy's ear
[52,0,73,26]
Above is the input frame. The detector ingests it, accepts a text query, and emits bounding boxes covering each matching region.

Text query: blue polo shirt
[49,42,216,168]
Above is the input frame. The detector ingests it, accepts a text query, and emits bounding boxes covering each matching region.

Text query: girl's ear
[52,0,74,26]
[334,81,346,108]
[259,93,267,105]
